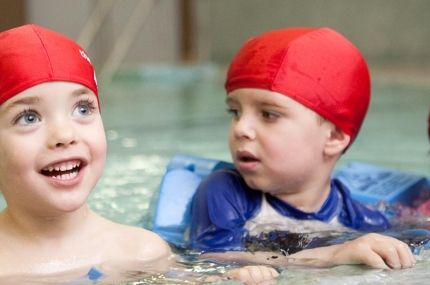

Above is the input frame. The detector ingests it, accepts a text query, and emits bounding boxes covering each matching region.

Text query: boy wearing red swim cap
[0,25,171,281]
[190,27,415,283]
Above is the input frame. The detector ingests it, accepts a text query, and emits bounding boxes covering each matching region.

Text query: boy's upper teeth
[43,160,81,172]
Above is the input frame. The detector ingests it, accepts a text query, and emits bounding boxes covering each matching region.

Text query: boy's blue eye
[15,110,39,125]
[73,99,97,117]
[76,105,90,116]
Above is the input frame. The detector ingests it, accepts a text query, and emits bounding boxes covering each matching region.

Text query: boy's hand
[205,265,278,285]
[290,233,416,269]
[329,233,416,269]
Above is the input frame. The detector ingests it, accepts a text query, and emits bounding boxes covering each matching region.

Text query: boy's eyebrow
[2,96,41,114]
[226,95,288,109]
[72,87,93,96]
[260,101,285,109]
[2,88,93,114]
[225,97,237,104]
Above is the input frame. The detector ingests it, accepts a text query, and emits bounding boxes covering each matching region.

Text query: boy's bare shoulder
[100,220,173,273]
[105,220,172,259]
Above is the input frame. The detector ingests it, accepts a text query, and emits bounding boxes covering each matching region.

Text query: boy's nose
[232,116,256,140]
[47,122,77,148]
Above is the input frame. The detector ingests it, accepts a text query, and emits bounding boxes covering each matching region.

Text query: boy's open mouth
[41,160,82,180]
[238,152,259,162]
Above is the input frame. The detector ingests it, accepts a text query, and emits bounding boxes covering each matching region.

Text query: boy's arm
[200,233,415,285]
[289,232,416,269]
[199,233,415,269]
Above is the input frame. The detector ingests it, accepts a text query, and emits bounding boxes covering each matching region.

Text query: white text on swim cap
[79,49,92,64]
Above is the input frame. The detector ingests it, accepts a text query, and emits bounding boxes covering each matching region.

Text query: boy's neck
[0,204,94,241]
[274,178,332,213]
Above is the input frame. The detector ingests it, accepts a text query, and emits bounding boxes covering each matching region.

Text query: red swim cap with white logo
[0,24,98,106]
[225,27,370,145]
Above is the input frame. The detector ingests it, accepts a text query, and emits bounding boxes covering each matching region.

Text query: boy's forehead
[0,24,98,107]
[227,88,304,110]
[0,82,95,112]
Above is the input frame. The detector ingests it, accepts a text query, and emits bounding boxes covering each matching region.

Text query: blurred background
[2,0,430,78]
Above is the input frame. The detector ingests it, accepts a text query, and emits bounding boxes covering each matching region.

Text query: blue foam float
[332,161,429,207]
[152,154,233,247]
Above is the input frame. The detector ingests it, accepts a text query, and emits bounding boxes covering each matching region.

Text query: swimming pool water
[1,64,430,284]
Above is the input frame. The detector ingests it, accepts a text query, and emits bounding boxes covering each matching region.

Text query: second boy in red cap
[190,27,415,283]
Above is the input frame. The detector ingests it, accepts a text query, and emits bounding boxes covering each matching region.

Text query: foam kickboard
[333,162,428,206]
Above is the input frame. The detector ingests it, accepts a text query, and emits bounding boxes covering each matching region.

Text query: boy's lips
[235,151,260,171]
[40,158,87,181]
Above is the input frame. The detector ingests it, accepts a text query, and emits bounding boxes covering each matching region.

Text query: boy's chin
[48,194,90,214]
[242,175,269,192]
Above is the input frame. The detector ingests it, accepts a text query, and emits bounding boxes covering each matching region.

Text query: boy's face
[0,81,106,216]
[227,88,335,197]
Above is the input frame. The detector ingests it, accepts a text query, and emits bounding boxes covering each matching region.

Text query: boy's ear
[324,126,350,157]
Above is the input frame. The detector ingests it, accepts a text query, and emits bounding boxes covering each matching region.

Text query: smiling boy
[0,24,172,281]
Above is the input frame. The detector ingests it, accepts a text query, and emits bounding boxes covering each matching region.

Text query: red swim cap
[225,27,370,145]
[0,24,98,106]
